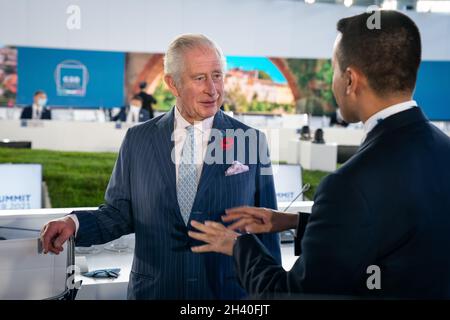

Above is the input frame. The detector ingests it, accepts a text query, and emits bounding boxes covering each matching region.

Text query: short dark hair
[336,10,421,95]
[139,82,147,90]
[34,90,46,97]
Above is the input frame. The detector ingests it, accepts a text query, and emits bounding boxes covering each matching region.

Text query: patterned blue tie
[177,125,198,225]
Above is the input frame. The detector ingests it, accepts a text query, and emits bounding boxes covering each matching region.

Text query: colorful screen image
[0,46,17,107]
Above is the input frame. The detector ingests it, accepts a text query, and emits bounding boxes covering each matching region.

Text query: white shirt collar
[364,100,418,135]
[32,103,41,111]
[32,103,42,119]
[174,105,214,133]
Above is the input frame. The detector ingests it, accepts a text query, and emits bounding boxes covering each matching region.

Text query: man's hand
[223,206,299,234]
[40,217,76,254]
[188,220,239,256]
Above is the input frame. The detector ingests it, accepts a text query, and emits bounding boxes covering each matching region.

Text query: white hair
[163,34,227,84]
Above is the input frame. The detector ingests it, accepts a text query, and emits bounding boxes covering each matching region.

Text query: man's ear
[345,66,359,95]
[164,75,180,97]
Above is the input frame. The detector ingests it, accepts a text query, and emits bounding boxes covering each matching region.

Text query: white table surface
[75,241,298,300]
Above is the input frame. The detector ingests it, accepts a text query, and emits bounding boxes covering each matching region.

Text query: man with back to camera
[20,90,52,120]
[39,34,281,300]
[188,10,450,299]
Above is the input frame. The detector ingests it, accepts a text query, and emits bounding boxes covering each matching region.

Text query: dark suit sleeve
[294,211,310,256]
[43,108,51,120]
[233,172,375,296]
[20,106,31,119]
[112,108,127,122]
[73,129,135,246]
[253,131,282,264]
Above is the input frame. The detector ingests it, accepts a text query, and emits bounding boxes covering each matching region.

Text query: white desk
[74,241,300,300]
[0,120,126,152]
[75,249,131,300]
[286,139,302,164]
[299,141,337,172]
[286,139,338,172]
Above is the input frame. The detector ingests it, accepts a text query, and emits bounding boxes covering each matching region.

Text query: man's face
[167,46,224,122]
[331,34,358,123]
[34,93,47,105]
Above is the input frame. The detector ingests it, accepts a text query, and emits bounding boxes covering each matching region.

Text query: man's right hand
[223,206,299,234]
[40,217,76,254]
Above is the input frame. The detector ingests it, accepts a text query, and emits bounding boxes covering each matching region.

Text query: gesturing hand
[188,220,240,256]
[223,206,298,234]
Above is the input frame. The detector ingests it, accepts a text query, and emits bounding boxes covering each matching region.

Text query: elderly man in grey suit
[40,34,281,299]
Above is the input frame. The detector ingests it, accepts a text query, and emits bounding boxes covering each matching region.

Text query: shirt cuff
[67,214,80,237]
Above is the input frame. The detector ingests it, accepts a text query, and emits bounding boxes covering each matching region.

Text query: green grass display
[0,148,116,208]
[301,169,329,201]
[0,148,330,208]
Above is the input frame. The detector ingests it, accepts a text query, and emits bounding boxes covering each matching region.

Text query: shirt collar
[174,105,214,133]
[364,100,418,134]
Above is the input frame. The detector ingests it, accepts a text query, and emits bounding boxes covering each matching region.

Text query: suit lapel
[152,109,237,223]
[193,111,230,209]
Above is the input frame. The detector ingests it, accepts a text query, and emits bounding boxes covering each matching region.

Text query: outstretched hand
[223,206,298,234]
[188,220,240,256]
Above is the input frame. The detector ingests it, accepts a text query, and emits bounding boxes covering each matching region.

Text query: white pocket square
[225,161,249,176]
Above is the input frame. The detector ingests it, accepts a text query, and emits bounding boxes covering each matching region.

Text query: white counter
[73,241,300,300]
[0,120,126,153]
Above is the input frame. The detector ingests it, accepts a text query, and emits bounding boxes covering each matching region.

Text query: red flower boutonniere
[221,137,234,150]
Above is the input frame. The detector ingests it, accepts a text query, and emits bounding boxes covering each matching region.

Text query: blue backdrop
[414,61,450,121]
[17,47,124,108]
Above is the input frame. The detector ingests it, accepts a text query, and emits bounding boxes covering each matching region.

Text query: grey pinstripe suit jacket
[73,108,281,299]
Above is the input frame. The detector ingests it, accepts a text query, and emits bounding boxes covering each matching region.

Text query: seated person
[112,95,150,123]
[20,90,52,120]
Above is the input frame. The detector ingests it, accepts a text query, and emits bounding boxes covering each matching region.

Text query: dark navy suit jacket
[73,108,281,299]
[234,107,450,299]
[20,105,52,120]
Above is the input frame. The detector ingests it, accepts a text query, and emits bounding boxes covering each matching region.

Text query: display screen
[17,47,124,108]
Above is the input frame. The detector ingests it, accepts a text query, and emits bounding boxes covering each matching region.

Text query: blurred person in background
[20,90,51,120]
[138,81,157,119]
[112,95,150,124]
